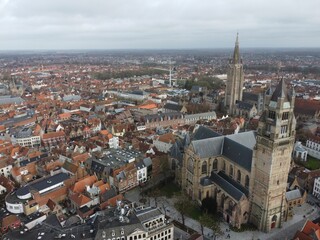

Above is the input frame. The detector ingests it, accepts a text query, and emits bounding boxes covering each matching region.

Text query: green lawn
[185,204,202,220]
[158,183,181,198]
[301,156,320,170]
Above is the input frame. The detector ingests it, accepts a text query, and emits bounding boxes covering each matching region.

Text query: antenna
[169,59,172,87]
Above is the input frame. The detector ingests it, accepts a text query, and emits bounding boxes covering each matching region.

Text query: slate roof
[62,95,81,102]
[16,173,69,197]
[222,138,253,172]
[209,171,247,201]
[192,125,221,141]
[20,153,47,167]
[236,101,254,110]
[95,208,143,237]
[0,96,24,105]
[101,188,118,202]
[191,136,224,158]
[169,141,184,163]
[242,92,259,102]
[286,189,303,201]
[226,131,256,150]
[163,103,183,112]
[16,127,32,138]
[270,79,289,102]
[135,207,162,223]
[144,112,183,122]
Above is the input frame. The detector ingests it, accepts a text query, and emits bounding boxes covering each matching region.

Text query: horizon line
[0,47,320,52]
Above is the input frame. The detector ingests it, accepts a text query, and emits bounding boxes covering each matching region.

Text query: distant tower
[250,79,296,232]
[224,33,245,115]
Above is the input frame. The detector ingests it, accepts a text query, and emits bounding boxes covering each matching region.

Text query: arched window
[221,194,225,209]
[272,215,277,222]
[222,161,226,172]
[245,175,250,188]
[229,165,234,177]
[213,158,218,171]
[228,200,234,211]
[201,161,207,174]
[237,170,241,182]
[187,158,194,173]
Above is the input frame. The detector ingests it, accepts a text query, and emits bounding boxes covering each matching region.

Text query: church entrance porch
[271,215,277,229]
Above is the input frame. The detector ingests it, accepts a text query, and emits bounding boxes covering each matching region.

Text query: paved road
[126,188,320,240]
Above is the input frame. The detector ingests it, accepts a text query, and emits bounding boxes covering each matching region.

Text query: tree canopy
[185,76,223,90]
[93,68,167,80]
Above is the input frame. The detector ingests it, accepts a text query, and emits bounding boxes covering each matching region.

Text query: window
[229,165,233,178]
[201,161,207,174]
[282,112,289,120]
[237,170,241,182]
[245,175,250,188]
[281,125,287,134]
[187,158,194,173]
[222,161,226,172]
[268,111,276,119]
[213,159,218,171]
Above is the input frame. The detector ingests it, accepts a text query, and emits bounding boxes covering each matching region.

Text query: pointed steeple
[233,32,240,64]
[270,78,289,102]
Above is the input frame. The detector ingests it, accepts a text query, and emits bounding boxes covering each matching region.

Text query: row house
[11,155,42,183]
[42,131,66,148]
[184,111,217,125]
[143,112,185,129]
[0,158,12,178]
[98,130,119,149]
[112,162,138,193]
[68,174,118,218]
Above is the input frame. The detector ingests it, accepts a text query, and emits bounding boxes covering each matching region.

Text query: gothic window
[228,201,234,211]
[187,158,194,173]
[229,165,234,178]
[282,112,289,120]
[201,161,207,174]
[222,161,226,172]
[266,124,271,133]
[221,194,225,209]
[245,175,250,188]
[272,215,277,222]
[237,170,241,182]
[281,125,287,134]
[268,111,276,120]
[213,159,218,171]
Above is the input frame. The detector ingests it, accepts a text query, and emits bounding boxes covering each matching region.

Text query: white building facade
[305,138,320,160]
[293,141,308,161]
[313,177,320,199]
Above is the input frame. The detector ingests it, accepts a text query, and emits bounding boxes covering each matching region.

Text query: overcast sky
[0,0,319,50]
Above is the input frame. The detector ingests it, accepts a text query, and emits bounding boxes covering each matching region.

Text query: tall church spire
[233,33,240,64]
[224,33,244,115]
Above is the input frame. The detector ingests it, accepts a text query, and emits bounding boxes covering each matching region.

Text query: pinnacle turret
[232,33,240,64]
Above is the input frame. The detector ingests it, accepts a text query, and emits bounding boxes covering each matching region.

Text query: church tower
[250,79,296,232]
[224,33,245,115]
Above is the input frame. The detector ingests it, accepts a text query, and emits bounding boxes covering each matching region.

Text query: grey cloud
[0,0,319,49]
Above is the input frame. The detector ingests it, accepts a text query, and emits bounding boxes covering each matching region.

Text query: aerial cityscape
[0,1,320,240]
